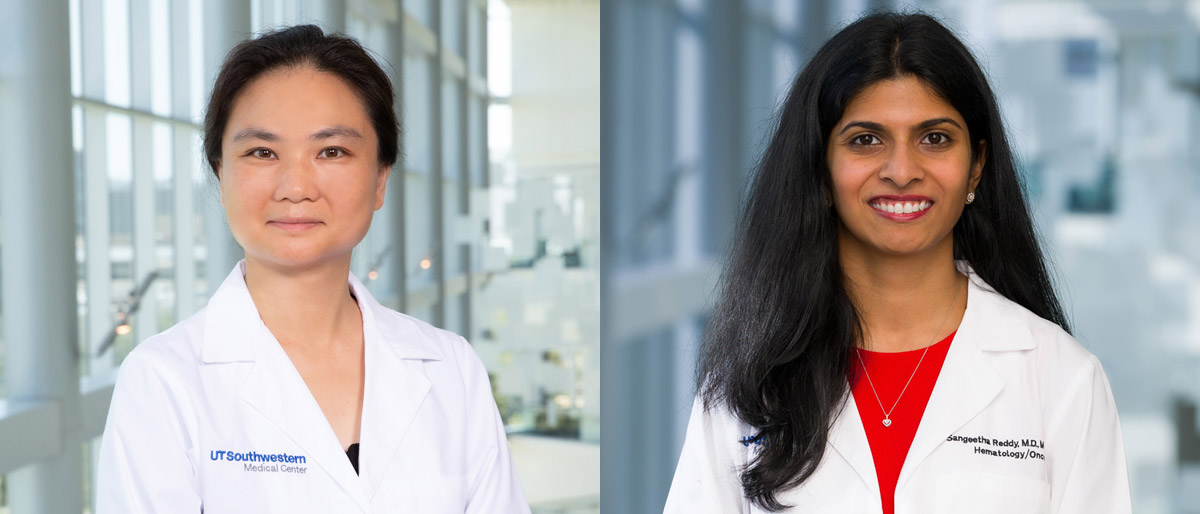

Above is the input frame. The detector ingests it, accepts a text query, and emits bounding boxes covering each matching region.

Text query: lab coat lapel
[896,275,1007,491]
[828,393,881,495]
[351,276,436,501]
[239,338,371,513]
[206,264,369,513]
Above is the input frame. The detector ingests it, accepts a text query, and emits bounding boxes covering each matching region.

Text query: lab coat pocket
[384,475,467,512]
[932,472,1050,514]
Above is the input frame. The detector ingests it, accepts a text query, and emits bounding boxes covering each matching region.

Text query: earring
[825,191,833,207]
[966,191,976,204]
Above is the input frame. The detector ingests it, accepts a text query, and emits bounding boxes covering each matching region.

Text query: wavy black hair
[696,12,1070,511]
[203,24,399,178]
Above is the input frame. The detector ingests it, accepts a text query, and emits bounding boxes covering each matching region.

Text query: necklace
[855,276,963,428]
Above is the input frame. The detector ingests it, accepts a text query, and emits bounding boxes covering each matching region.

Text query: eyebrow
[230,128,279,143]
[837,117,962,135]
[311,126,363,141]
[229,125,364,143]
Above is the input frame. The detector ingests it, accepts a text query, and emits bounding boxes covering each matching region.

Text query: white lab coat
[97,262,530,513]
[664,268,1131,513]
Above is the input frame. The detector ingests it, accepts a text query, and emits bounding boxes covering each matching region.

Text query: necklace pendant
[882,418,892,427]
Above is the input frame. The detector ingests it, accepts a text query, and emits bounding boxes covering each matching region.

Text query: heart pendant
[882,418,892,427]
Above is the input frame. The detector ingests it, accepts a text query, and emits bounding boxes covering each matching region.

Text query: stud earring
[966,191,976,204]
[824,190,833,207]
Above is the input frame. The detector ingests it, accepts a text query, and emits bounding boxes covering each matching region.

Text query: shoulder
[967,274,1096,365]
[688,394,759,451]
[999,292,1096,361]
[668,394,758,510]
[369,307,503,433]
[105,310,212,437]
[369,305,489,385]
[371,306,476,356]
[115,309,209,386]
[1024,312,1103,385]
[969,281,1109,397]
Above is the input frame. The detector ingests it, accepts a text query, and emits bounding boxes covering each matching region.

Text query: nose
[878,145,924,188]
[274,156,321,202]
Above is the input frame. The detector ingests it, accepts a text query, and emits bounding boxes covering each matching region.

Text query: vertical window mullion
[386,15,408,311]
[129,0,158,347]
[131,117,158,344]
[432,0,446,327]
[170,0,197,320]
[76,0,106,375]
[80,0,105,100]
[82,106,111,376]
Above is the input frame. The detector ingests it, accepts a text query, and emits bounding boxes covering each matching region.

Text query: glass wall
[0,1,599,512]
[481,1,600,509]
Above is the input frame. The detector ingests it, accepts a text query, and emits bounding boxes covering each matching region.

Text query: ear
[969,139,986,193]
[216,166,226,207]
[374,165,391,211]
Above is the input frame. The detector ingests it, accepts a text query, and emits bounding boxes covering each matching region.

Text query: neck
[242,256,361,351]
[839,233,966,353]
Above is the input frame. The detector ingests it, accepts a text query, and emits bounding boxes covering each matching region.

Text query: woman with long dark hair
[665,12,1130,513]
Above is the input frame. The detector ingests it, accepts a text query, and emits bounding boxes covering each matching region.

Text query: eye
[849,134,882,147]
[922,132,952,146]
[319,147,347,159]
[247,148,275,159]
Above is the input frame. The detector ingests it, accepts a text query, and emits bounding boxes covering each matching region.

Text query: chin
[245,246,355,271]
[871,237,943,258]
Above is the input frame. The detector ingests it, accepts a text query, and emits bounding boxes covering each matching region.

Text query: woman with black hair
[97,25,528,513]
[664,12,1130,514]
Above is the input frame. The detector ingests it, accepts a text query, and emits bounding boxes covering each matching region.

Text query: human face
[219,66,389,271]
[826,76,983,261]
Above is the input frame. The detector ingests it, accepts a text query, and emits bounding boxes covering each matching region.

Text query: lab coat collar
[347,271,445,362]
[198,262,261,364]
[200,261,446,364]
[829,264,1037,495]
[828,395,881,497]
[341,271,439,498]
[957,262,1038,352]
[895,269,1009,491]
[237,326,375,513]
[358,314,432,501]
[197,261,441,511]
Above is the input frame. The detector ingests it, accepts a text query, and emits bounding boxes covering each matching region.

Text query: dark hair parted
[696,12,1070,511]
[202,24,399,177]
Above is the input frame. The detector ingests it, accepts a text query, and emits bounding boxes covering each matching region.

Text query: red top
[848,331,955,514]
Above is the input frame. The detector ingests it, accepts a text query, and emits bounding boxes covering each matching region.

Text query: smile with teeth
[870,200,931,214]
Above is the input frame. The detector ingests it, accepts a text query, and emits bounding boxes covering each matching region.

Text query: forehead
[223,66,373,140]
[839,76,963,126]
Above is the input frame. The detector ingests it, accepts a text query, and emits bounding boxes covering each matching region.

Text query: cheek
[220,172,271,217]
[326,176,383,218]
[939,158,976,194]
[827,158,872,202]
[332,173,376,199]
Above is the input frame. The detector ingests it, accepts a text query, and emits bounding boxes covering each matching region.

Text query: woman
[97,25,528,513]
[664,13,1130,514]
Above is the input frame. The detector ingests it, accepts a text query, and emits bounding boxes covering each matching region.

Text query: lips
[868,195,933,221]
[268,217,323,231]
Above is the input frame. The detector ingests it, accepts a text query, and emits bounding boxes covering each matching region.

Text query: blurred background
[0,0,598,513]
[602,0,1200,512]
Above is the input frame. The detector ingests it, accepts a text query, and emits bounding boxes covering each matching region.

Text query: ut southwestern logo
[211,450,309,474]
[739,435,766,447]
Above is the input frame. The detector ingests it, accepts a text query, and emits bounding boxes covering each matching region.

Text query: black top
[346,443,360,475]
[347,291,362,475]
